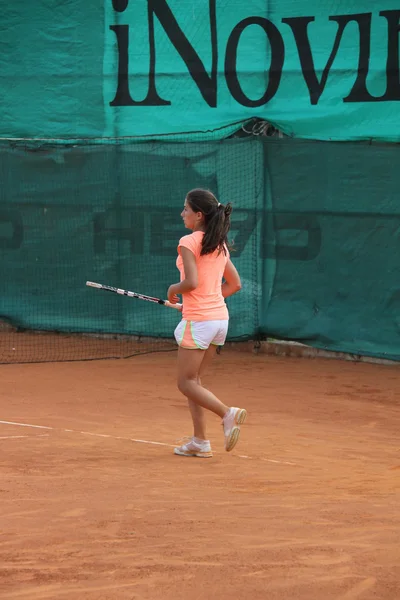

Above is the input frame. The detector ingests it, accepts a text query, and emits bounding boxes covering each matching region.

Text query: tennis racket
[86,281,182,311]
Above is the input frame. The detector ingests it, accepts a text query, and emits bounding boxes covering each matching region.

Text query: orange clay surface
[0,350,399,600]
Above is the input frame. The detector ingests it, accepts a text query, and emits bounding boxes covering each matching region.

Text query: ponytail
[201,202,232,256]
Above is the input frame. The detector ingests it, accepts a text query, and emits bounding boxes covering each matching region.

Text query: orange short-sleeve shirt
[176,231,229,321]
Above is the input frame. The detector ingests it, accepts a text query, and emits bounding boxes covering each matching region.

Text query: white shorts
[174,320,229,350]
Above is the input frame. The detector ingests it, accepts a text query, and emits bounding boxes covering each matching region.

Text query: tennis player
[167,188,247,458]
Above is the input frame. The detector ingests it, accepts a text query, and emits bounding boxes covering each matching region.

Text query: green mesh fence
[0,136,399,363]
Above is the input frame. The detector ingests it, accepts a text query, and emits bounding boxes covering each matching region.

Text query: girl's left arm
[167,247,198,303]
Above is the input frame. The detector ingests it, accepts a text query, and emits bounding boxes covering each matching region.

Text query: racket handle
[164,301,183,311]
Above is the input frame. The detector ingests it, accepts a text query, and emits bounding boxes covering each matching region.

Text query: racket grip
[164,301,183,311]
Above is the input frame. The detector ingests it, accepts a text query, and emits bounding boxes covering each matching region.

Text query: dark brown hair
[186,188,232,256]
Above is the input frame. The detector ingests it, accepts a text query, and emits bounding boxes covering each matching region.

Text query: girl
[167,188,247,458]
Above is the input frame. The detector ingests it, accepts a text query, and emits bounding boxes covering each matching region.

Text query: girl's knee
[177,376,196,396]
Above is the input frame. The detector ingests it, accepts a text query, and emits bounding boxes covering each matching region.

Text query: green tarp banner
[1,1,399,141]
[1,137,399,361]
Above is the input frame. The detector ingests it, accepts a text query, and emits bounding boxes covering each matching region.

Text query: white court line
[238,453,296,466]
[80,431,112,438]
[0,419,296,464]
[130,438,175,447]
[0,434,50,440]
[80,431,175,447]
[0,420,53,430]
[262,458,297,466]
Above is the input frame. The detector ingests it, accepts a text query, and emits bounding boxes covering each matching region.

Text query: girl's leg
[177,347,228,419]
[188,345,218,440]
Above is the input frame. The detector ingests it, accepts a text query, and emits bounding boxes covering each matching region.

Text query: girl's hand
[167,284,181,304]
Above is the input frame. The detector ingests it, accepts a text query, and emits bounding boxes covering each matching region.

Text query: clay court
[1,349,399,600]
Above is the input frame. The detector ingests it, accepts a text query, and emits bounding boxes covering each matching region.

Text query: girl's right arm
[222,259,242,298]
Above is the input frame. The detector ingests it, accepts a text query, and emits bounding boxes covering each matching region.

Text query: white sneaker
[174,437,213,458]
[222,407,247,452]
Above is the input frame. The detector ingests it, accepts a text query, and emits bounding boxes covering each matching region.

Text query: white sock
[193,437,209,446]
[223,407,233,421]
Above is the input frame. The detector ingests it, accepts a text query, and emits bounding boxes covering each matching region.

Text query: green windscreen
[0,137,398,363]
